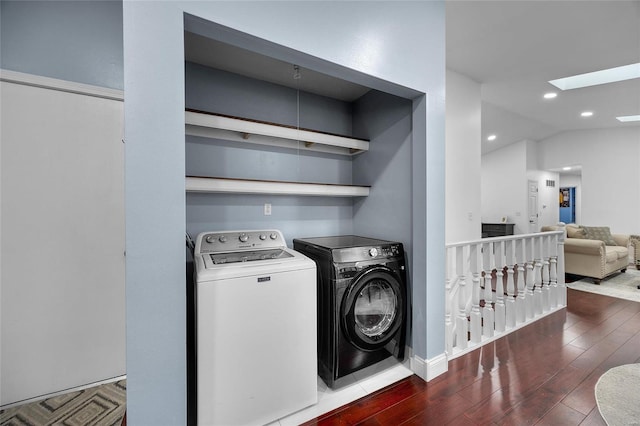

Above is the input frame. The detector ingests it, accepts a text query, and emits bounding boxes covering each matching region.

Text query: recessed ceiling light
[616,115,640,122]
[563,167,571,171]
[549,62,640,90]
[543,92,557,99]
[487,134,497,141]
[580,111,594,117]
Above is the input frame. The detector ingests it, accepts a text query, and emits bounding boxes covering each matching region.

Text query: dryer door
[341,266,404,351]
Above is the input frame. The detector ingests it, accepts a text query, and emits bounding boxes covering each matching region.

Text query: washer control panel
[196,230,285,254]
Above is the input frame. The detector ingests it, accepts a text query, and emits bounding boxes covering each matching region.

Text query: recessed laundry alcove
[121,3,442,423]
[183,19,421,424]
[183,16,418,247]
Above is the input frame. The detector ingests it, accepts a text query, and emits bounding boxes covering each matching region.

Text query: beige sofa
[541,224,630,283]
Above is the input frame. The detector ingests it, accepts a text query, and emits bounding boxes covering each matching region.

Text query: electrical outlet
[467,212,473,221]
[264,203,272,216]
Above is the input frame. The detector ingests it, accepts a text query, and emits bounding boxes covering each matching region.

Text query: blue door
[559,187,576,223]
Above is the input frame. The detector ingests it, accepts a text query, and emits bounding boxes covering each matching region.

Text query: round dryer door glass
[354,279,397,337]
[342,266,405,351]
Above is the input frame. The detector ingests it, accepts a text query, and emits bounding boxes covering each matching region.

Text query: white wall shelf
[185,110,369,156]
[186,176,370,197]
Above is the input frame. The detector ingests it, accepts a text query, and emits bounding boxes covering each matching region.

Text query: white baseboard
[409,350,448,381]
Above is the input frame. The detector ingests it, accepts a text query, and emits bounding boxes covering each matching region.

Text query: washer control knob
[259,234,267,241]
[205,235,215,243]
[270,233,278,240]
[369,248,379,257]
[218,236,227,243]
[239,233,249,242]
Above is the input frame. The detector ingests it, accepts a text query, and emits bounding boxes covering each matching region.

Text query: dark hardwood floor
[302,287,640,425]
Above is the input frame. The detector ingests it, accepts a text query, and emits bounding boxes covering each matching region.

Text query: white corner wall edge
[186,176,370,197]
[0,69,124,101]
[410,352,448,382]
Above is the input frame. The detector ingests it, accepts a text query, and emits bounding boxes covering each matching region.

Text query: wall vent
[546,179,555,187]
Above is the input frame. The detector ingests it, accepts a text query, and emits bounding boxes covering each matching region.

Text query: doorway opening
[559,187,576,224]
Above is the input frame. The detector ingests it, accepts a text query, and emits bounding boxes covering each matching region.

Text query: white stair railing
[445,230,565,359]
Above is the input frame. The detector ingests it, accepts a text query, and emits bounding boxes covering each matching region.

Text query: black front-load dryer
[293,235,407,388]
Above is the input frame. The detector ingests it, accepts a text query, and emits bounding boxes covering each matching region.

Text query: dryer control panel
[195,229,286,254]
[332,243,403,263]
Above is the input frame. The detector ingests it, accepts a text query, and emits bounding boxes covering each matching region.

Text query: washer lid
[209,248,293,265]
[195,248,315,281]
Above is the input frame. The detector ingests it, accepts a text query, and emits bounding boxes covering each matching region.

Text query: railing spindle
[445,246,454,355]
[482,241,494,338]
[557,232,567,305]
[548,234,559,307]
[469,243,482,343]
[541,234,551,312]
[515,239,526,324]
[531,237,542,316]
[525,237,535,320]
[505,239,516,328]
[455,246,468,350]
[494,240,506,333]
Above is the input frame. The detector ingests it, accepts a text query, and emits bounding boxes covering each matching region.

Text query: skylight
[549,63,640,90]
[616,115,640,122]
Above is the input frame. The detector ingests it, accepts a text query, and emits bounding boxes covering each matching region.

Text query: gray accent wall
[186,62,355,135]
[0,0,123,90]
[185,61,360,243]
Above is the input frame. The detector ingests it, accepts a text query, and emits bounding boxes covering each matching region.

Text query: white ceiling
[446,0,640,154]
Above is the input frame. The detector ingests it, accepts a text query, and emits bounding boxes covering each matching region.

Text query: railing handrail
[446,230,565,249]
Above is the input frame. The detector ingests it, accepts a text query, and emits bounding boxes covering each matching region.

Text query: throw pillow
[566,225,586,239]
[580,226,618,246]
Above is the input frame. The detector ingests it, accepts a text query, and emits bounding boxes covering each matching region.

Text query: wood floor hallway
[302,287,640,425]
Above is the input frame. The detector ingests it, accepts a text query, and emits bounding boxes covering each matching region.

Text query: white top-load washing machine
[194,229,317,426]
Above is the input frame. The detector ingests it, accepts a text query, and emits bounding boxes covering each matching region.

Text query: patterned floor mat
[0,380,125,426]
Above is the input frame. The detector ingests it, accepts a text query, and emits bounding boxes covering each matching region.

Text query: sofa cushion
[605,249,618,263]
[608,246,629,260]
[566,225,586,239]
[581,226,618,246]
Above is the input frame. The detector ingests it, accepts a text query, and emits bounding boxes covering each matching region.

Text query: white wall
[538,127,640,234]
[481,140,528,233]
[445,70,481,243]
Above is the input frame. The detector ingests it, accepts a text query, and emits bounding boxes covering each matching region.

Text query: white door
[528,180,539,233]
[1,81,125,405]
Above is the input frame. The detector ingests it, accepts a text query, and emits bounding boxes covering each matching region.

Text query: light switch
[264,203,272,216]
